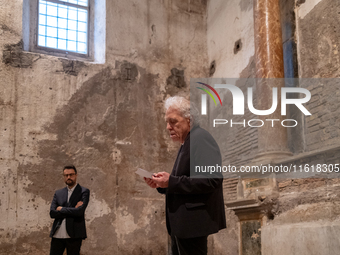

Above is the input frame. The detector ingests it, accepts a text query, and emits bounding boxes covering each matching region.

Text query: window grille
[37,0,89,55]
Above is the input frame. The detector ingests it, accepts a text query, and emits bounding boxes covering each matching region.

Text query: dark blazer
[49,184,90,239]
[158,125,226,239]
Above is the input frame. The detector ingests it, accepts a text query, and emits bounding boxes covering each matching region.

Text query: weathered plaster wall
[207,0,255,78]
[2,0,340,254]
[262,221,340,255]
[262,178,340,254]
[205,1,256,254]
[296,0,340,151]
[0,0,208,254]
[206,0,340,255]
[206,0,258,198]
[261,0,340,254]
[206,0,258,177]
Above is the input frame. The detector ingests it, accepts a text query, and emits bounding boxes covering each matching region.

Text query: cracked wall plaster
[2,40,36,68]
[2,63,172,254]
[207,0,254,77]
[297,0,323,19]
[0,0,211,254]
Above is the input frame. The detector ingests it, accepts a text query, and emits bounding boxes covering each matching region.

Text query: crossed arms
[50,189,90,219]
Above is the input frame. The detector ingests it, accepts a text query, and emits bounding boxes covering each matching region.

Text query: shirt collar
[67,184,77,192]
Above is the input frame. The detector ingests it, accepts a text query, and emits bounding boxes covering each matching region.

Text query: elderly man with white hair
[144,96,226,255]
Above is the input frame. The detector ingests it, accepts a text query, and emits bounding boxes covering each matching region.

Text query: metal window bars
[37,0,89,54]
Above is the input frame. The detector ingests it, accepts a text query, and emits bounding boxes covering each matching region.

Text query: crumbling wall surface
[206,0,258,199]
[262,221,340,255]
[260,1,340,254]
[261,178,340,255]
[208,208,239,255]
[207,0,254,78]
[0,0,208,254]
[205,1,256,253]
[260,147,340,255]
[297,0,340,78]
[296,0,340,151]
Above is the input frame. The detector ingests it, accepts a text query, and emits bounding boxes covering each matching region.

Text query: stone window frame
[23,0,106,63]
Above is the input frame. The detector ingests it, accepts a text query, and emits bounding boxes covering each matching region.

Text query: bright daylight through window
[37,0,89,54]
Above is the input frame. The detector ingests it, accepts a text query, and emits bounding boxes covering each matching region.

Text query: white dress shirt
[53,184,77,239]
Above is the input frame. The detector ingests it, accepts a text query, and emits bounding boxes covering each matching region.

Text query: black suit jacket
[49,184,90,239]
[158,125,226,239]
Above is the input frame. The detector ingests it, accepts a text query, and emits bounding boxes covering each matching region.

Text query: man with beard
[144,96,226,255]
[49,165,90,255]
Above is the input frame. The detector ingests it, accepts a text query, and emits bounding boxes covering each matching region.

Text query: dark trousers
[171,235,208,255]
[50,238,82,255]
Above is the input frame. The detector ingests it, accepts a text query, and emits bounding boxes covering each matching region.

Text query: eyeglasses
[63,173,76,178]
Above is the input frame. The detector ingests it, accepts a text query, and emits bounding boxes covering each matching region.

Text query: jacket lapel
[172,131,191,176]
[61,187,68,206]
[68,184,81,207]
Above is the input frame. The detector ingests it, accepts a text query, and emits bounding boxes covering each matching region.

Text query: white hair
[164,96,200,126]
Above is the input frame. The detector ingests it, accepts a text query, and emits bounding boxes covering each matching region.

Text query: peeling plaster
[111,147,122,165]
[1,0,211,253]
[297,0,323,19]
[86,193,112,224]
[12,62,167,254]
[2,40,39,68]
[58,59,87,76]
[207,0,255,77]
[116,199,156,245]
[115,140,132,145]
[167,68,186,88]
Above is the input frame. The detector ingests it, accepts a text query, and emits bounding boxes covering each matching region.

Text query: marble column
[253,0,291,162]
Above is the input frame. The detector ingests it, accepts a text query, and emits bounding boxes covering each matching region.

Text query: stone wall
[205,0,340,254]
[297,0,340,151]
[205,0,257,254]
[207,0,255,78]
[1,0,340,254]
[261,0,340,254]
[0,0,208,254]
